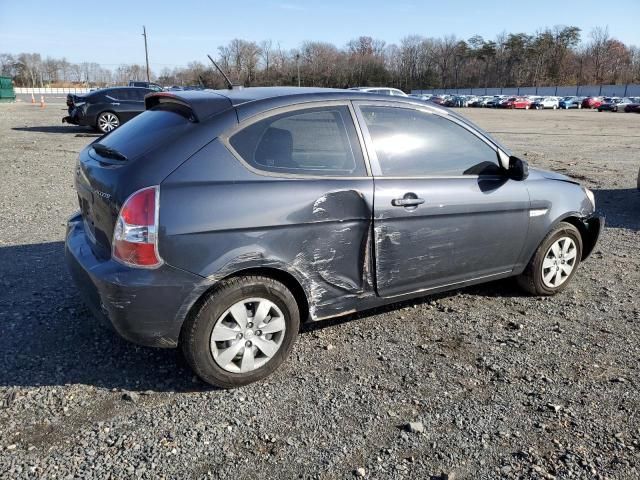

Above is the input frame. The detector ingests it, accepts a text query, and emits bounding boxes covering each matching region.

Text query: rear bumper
[581,213,605,260]
[65,213,207,348]
[62,108,93,127]
[62,115,79,125]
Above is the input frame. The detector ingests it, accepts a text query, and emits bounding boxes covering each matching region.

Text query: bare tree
[2,24,638,90]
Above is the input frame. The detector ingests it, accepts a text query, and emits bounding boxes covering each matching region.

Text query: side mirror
[508,156,529,181]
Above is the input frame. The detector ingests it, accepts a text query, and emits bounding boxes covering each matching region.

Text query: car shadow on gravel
[593,188,640,231]
[0,241,199,393]
[12,125,98,135]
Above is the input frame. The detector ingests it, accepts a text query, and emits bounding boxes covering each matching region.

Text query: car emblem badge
[95,190,111,200]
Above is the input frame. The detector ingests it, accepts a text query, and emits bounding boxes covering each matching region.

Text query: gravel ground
[1,103,639,479]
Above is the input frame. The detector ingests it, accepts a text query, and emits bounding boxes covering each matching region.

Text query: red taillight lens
[112,186,163,268]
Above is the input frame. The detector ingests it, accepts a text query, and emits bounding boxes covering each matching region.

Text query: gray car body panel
[65,87,602,347]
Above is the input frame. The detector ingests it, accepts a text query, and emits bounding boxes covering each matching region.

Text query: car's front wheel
[181,276,300,388]
[517,222,583,296]
[96,112,120,133]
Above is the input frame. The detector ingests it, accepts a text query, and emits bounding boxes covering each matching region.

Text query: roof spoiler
[144,91,233,122]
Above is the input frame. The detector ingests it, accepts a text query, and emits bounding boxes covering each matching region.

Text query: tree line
[2,26,639,91]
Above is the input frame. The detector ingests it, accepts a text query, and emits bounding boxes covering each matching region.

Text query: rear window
[93,108,191,160]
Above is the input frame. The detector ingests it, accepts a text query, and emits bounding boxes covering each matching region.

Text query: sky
[1,0,638,71]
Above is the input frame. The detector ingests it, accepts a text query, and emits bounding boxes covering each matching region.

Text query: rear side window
[131,89,148,101]
[229,106,366,176]
[360,106,500,177]
[106,89,131,101]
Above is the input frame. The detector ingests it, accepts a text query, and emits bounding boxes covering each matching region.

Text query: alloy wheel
[98,113,119,132]
[210,298,286,373]
[541,237,577,288]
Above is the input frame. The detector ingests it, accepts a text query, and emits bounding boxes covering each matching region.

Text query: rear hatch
[75,103,197,260]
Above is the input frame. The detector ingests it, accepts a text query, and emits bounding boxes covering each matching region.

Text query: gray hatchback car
[66,87,603,388]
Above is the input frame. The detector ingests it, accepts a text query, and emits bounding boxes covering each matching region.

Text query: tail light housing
[112,186,163,268]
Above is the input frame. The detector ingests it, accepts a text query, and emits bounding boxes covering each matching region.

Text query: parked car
[559,96,583,109]
[430,95,448,105]
[129,81,163,91]
[445,95,468,107]
[624,100,640,113]
[485,96,504,108]
[65,87,603,388]
[469,96,487,107]
[349,87,407,96]
[63,87,156,133]
[532,97,560,109]
[472,96,495,107]
[596,97,620,111]
[503,96,532,109]
[598,97,636,112]
[409,93,433,101]
[465,95,476,106]
[582,96,604,109]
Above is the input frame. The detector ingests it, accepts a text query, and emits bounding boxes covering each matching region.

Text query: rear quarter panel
[159,139,375,319]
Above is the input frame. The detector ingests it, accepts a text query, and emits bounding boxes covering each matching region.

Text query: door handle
[110,102,120,106]
[392,196,425,207]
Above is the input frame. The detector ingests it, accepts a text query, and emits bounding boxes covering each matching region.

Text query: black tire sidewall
[530,223,583,295]
[183,277,300,388]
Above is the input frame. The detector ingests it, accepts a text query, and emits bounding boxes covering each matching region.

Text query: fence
[411,84,640,97]
[14,87,93,95]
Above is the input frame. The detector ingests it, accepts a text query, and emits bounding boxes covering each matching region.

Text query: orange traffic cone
[40,96,45,109]
[31,93,35,104]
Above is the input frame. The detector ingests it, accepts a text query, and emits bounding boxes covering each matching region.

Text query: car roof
[144,86,512,155]
[147,87,430,121]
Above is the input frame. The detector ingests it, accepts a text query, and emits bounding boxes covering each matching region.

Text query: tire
[96,111,120,133]
[517,222,583,296]
[181,276,300,388]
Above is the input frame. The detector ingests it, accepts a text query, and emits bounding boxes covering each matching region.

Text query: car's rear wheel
[517,222,583,296]
[181,276,300,388]
[97,112,120,133]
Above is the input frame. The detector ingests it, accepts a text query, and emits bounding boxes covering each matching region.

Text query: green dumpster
[0,76,16,103]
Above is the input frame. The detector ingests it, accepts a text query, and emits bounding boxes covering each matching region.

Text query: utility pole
[295,53,301,87]
[142,26,150,82]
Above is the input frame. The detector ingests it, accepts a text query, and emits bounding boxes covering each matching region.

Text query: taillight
[112,186,163,268]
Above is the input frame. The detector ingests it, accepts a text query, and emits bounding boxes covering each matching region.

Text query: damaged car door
[356,103,530,297]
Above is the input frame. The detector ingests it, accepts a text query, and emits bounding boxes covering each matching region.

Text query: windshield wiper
[91,143,127,161]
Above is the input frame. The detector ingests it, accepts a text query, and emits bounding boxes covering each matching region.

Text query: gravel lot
[1,103,639,479]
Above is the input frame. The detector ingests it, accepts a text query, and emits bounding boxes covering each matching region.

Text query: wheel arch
[181,266,311,344]
[554,214,599,261]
